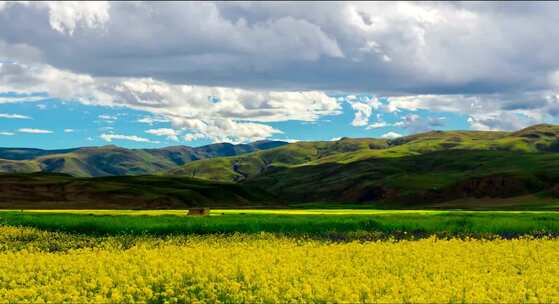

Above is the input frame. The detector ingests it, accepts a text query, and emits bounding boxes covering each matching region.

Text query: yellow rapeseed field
[1,226,558,303]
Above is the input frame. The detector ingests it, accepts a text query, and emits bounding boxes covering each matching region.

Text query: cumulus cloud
[392,114,446,132]
[385,92,559,131]
[3,1,559,94]
[0,1,110,35]
[183,133,206,142]
[145,128,179,141]
[1,2,559,137]
[44,1,110,34]
[100,133,158,143]
[18,128,53,134]
[467,113,531,132]
[64,128,75,133]
[347,96,382,127]
[0,113,31,119]
[170,117,282,144]
[380,131,402,139]
[0,131,14,136]
[0,61,336,142]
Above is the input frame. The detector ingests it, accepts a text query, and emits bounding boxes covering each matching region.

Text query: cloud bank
[2,1,559,141]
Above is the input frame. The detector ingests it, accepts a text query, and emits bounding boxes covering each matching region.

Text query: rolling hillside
[169,124,559,182]
[0,173,276,209]
[2,124,559,209]
[168,138,388,181]
[0,140,287,177]
[169,124,559,208]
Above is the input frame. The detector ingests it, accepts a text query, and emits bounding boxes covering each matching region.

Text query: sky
[1,1,559,149]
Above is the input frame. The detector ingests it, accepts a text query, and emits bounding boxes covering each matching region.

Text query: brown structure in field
[187,208,210,216]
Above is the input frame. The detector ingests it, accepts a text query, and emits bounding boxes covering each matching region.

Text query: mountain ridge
[2,124,559,209]
[169,124,559,182]
[165,124,559,207]
[0,140,288,177]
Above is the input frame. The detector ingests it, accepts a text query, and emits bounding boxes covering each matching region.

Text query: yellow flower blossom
[0,227,558,303]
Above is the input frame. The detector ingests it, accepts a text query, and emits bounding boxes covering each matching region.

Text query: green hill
[0,173,277,209]
[246,150,559,206]
[3,125,559,210]
[168,124,559,208]
[168,138,387,181]
[0,141,287,177]
[169,124,559,182]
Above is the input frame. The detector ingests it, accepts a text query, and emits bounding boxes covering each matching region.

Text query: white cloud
[46,1,110,34]
[183,133,206,142]
[0,61,337,143]
[18,128,53,134]
[36,104,47,110]
[347,96,382,127]
[64,128,75,133]
[100,133,158,144]
[385,93,559,131]
[0,113,31,119]
[137,116,169,125]
[171,117,283,144]
[0,131,14,136]
[2,2,559,138]
[467,113,531,132]
[98,114,118,121]
[145,128,179,141]
[0,95,45,104]
[390,114,446,132]
[0,2,111,35]
[274,138,300,143]
[366,121,388,129]
[380,131,402,139]
[3,2,559,95]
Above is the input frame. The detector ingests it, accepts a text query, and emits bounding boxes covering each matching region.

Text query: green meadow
[1,209,558,239]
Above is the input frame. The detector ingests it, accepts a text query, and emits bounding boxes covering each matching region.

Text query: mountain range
[0,140,287,177]
[2,124,559,210]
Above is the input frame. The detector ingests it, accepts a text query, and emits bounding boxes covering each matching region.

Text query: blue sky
[0,94,470,149]
[1,2,559,149]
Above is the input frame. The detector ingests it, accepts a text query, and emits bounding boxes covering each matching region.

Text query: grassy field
[2,209,559,238]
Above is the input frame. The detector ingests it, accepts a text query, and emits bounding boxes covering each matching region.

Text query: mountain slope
[245,149,559,205]
[169,124,559,182]
[168,138,387,181]
[0,140,287,177]
[2,125,559,209]
[167,125,559,208]
[0,173,277,209]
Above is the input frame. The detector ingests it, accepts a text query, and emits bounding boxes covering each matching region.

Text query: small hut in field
[187,208,210,216]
